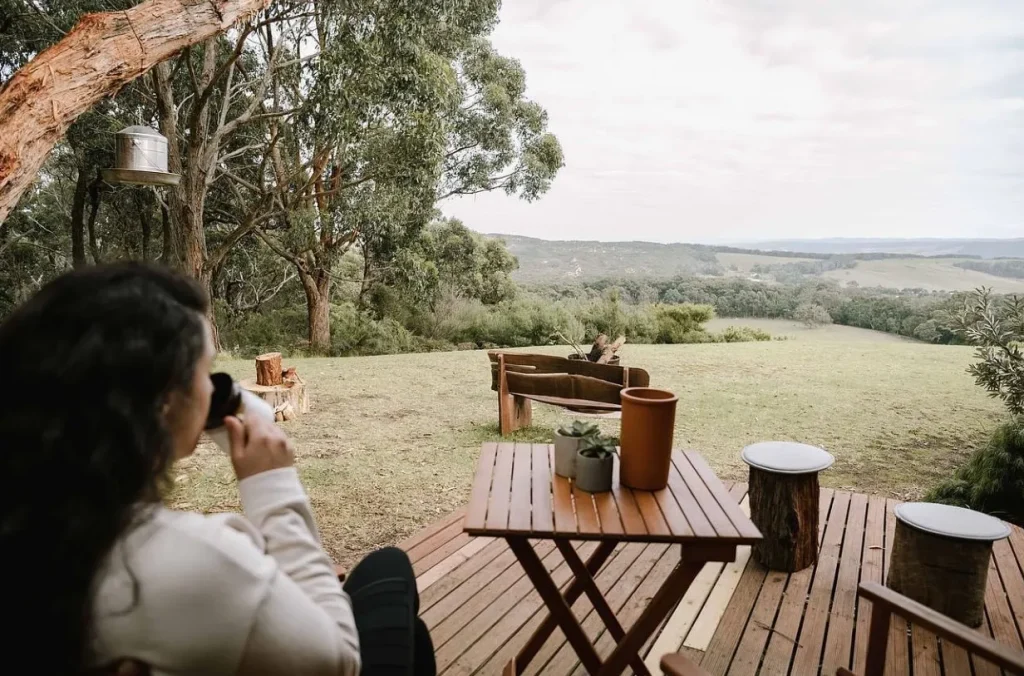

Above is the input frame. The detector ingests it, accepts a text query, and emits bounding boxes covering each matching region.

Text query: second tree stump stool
[741,442,835,572]
[887,502,1010,627]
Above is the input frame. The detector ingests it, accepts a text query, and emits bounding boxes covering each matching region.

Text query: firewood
[597,335,627,364]
[587,334,608,362]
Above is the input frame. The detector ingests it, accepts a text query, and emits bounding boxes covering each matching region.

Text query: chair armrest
[859,582,1024,672]
[660,653,712,676]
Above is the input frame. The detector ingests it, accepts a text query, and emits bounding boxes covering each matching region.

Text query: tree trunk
[138,194,152,262]
[159,201,173,265]
[86,172,103,263]
[300,268,332,354]
[69,163,88,268]
[748,467,820,572]
[0,0,274,227]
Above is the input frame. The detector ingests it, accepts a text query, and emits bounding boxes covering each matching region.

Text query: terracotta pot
[575,451,614,493]
[553,432,584,478]
[619,387,678,490]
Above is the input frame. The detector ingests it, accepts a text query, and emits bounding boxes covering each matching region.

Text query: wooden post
[748,467,820,572]
[497,354,532,436]
[886,520,993,627]
[255,352,283,386]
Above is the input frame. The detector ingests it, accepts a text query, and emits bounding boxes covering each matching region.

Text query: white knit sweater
[91,467,361,675]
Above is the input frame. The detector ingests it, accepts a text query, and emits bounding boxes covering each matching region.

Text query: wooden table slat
[672,453,739,538]
[509,442,533,532]
[531,444,554,533]
[654,473,694,538]
[634,490,672,537]
[611,452,648,535]
[684,451,760,539]
[573,483,603,534]
[553,471,578,533]
[486,442,516,531]
[594,490,624,536]
[465,442,498,530]
[666,460,716,537]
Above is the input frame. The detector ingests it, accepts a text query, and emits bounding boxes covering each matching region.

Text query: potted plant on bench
[575,436,617,493]
[554,421,600,478]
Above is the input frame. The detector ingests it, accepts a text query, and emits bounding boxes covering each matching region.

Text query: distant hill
[736,238,1024,259]
[493,235,722,282]
[489,233,1024,292]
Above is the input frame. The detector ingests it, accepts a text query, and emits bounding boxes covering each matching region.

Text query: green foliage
[793,303,833,328]
[946,288,1024,415]
[655,304,715,344]
[557,421,600,439]
[926,419,1024,526]
[718,326,772,343]
[578,435,618,459]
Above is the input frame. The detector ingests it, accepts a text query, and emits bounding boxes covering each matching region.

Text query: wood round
[886,502,1010,627]
[741,442,835,572]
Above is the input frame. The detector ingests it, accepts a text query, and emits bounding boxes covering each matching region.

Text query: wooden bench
[658,581,1024,676]
[487,351,650,436]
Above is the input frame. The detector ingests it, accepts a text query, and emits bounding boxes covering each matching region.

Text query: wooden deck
[398,483,1024,675]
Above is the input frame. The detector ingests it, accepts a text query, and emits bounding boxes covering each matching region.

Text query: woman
[0,263,435,675]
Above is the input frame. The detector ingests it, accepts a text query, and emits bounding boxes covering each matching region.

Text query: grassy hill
[493,234,1024,292]
[175,321,1002,565]
[736,237,1024,258]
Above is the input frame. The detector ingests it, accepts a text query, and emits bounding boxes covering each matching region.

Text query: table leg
[512,536,614,671]
[555,540,651,676]
[506,537,609,675]
[596,559,705,676]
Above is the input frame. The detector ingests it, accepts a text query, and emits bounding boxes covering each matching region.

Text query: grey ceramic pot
[575,451,614,493]
[554,433,583,478]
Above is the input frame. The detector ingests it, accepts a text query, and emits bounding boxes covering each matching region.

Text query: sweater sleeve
[235,468,360,676]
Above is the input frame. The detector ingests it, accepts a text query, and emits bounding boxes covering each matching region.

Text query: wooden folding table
[464,442,762,676]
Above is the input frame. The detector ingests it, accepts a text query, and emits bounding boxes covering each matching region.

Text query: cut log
[587,334,608,362]
[256,352,283,386]
[748,467,820,572]
[0,0,274,225]
[241,377,309,423]
[887,520,993,627]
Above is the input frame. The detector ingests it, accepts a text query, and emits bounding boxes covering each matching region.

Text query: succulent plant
[557,420,600,439]
[578,435,619,459]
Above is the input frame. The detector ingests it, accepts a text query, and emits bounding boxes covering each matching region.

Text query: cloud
[443,0,1024,242]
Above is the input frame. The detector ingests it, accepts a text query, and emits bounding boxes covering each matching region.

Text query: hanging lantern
[101,125,180,186]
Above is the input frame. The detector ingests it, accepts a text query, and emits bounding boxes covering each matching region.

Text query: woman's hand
[224,414,295,481]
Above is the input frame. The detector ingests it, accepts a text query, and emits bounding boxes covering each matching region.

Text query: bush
[926,419,1024,526]
[717,326,772,343]
[793,302,832,328]
[218,303,308,356]
[330,303,424,356]
[655,304,715,343]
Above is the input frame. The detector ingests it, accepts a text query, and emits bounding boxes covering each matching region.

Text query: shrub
[793,303,832,328]
[946,288,1024,415]
[655,304,715,343]
[926,419,1024,526]
[718,326,772,343]
[330,303,422,356]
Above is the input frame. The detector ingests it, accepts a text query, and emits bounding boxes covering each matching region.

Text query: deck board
[399,486,1024,675]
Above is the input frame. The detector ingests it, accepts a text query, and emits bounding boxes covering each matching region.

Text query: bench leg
[498,393,532,436]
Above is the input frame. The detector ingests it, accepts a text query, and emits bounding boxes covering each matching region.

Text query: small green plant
[579,435,619,459]
[557,420,600,438]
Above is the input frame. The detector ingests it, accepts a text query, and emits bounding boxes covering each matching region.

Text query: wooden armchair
[488,351,650,435]
[658,581,1024,676]
[837,581,1024,675]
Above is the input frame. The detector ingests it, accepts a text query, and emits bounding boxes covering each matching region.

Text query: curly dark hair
[0,262,209,672]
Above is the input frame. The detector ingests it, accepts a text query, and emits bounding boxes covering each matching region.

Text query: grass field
[822,258,1024,292]
[170,319,1004,566]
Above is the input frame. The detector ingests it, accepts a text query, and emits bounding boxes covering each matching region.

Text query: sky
[441,0,1024,243]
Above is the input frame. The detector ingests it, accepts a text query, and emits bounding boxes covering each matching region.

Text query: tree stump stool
[741,442,835,572]
[886,502,1010,627]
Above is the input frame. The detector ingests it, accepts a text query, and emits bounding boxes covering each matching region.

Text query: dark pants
[343,547,436,676]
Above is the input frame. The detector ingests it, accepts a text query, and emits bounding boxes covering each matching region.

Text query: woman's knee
[345,547,415,591]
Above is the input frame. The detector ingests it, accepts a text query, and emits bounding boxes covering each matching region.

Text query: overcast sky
[441,0,1024,243]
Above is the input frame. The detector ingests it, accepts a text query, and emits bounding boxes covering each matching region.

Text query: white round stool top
[895,502,1010,542]
[741,441,835,474]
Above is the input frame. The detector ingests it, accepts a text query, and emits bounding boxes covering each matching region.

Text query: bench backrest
[838,581,1024,675]
[488,351,650,407]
